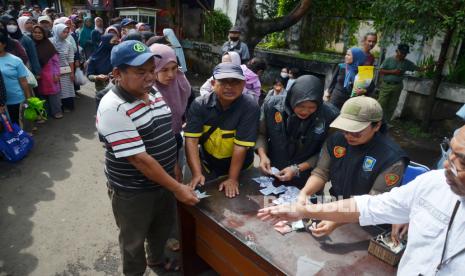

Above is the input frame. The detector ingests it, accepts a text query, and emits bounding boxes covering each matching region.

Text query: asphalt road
[0,83,173,276]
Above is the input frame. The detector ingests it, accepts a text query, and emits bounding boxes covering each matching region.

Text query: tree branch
[256,0,312,36]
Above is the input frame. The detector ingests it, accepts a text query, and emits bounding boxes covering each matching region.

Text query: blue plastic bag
[0,113,34,162]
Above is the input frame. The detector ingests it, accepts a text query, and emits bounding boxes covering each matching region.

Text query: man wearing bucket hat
[378,43,419,121]
[296,96,408,237]
[96,40,198,275]
[184,62,260,198]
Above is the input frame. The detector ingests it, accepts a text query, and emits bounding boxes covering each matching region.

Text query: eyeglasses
[343,127,368,138]
[440,137,465,177]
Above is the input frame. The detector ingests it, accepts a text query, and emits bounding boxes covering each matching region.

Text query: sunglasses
[440,137,465,177]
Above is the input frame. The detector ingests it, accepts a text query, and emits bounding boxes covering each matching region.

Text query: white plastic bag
[25,66,37,88]
[74,68,88,86]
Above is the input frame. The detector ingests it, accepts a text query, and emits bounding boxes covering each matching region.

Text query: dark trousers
[6,104,20,125]
[107,186,176,276]
[61,97,75,111]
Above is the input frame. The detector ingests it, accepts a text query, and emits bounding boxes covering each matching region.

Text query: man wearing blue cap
[184,62,260,198]
[96,40,198,275]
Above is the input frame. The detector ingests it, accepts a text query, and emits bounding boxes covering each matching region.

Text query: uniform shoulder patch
[385,173,400,186]
[333,146,346,158]
[362,156,377,171]
[274,111,283,123]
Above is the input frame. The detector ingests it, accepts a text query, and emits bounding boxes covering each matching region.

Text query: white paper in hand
[195,190,211,199]
[271,167,280,175]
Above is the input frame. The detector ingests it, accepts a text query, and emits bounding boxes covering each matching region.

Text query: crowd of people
[0,4,463,275]
[0,4,187,136]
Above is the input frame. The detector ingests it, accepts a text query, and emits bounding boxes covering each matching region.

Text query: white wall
[214,0,239,25]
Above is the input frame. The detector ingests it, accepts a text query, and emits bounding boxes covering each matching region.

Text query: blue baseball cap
[111,40,155,68]
[121,18,137,27]
[213,62,245,80]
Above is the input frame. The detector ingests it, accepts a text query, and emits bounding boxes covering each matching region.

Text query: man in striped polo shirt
[96,40,198,275]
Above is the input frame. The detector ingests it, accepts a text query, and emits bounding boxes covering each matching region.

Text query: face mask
[7,25,18,33]
[230,36,239,42]
[280,72,289,79]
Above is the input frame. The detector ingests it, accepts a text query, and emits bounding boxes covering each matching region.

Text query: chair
[401,161,430,185]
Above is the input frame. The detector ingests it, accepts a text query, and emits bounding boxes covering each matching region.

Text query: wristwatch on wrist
[291,164,300,177]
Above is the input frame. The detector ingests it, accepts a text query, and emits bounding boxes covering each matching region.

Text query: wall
[396,76,465,121]
[181,40,339,89]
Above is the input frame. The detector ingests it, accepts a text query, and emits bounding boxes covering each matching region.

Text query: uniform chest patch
[274,112,283,123]
[362,156,377,171]
[385,173,400,186]
[333,146,346,158]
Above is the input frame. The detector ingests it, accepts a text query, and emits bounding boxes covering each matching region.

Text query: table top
[190,168,397,275]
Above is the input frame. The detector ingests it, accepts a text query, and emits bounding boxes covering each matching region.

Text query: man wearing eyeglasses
[296,96,408,237]
[259,125,465,276]
[184,62,260,198]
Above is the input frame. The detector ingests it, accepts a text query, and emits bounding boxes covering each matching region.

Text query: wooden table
[178,168,396,275]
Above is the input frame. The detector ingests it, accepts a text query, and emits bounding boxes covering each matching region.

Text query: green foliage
[446,54,465,84]
[277,0,299,16]
[256,0,279,19]
[258,32,287,49]
[203,10,232,44]
[393,120,431,139]
[371,0,465,44]
[417,55,436,79]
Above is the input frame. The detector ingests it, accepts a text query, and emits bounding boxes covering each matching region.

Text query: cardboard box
[368,231,406,266]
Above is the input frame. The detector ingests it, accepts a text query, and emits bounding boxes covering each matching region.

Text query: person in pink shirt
[240,57,266,103]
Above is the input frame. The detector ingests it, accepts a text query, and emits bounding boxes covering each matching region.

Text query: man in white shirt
[258,126,465,275]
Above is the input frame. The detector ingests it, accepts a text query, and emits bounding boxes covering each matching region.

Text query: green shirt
[380,56,419,83]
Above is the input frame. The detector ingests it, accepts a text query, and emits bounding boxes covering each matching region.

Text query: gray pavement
[0,84,171,276]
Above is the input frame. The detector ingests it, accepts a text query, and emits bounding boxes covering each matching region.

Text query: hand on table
[188,173,205,189]
[259,155,272,175]
[276,166,295,182]
[173,183,199,206]
[310,220,339,237]
[257,203,306,225]
[219,178,239,198]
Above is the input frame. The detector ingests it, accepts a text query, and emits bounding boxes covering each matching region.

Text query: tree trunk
[421,27,455,130]
[236,0,312,55]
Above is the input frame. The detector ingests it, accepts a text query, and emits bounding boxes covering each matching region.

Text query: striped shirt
[96,85,177,191]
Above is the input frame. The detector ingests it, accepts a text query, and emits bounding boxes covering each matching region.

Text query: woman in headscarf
[163,28,187,73]
[257,75,339,188]
[31,25,62,119]
[104,25,120,39]
[87,34,118,93]
[18,16,34,36]
[199,51,240,96]
[78,17,94,59]
[327,47,368,109]
[51,23,75,112]
[0,20,29,68]
[91,17,104,50]
[149,43,192,181]
[1,15,41,77]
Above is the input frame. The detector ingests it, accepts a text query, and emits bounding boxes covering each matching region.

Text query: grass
[392,120,431,139]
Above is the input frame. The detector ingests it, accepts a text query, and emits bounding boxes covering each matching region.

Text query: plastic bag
[351,66,374,97]
[23,97,47,122]
[25,66,38,88]
[74,68,88,86]
[0,113,34,162]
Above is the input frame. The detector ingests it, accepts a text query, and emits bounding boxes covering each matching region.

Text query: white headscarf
[51,23,70,49]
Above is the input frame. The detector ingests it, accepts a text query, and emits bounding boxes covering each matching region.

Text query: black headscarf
[31,25,57,66]
[87,34,115,75]
[0,14,22,39]
[284,75,324,157]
